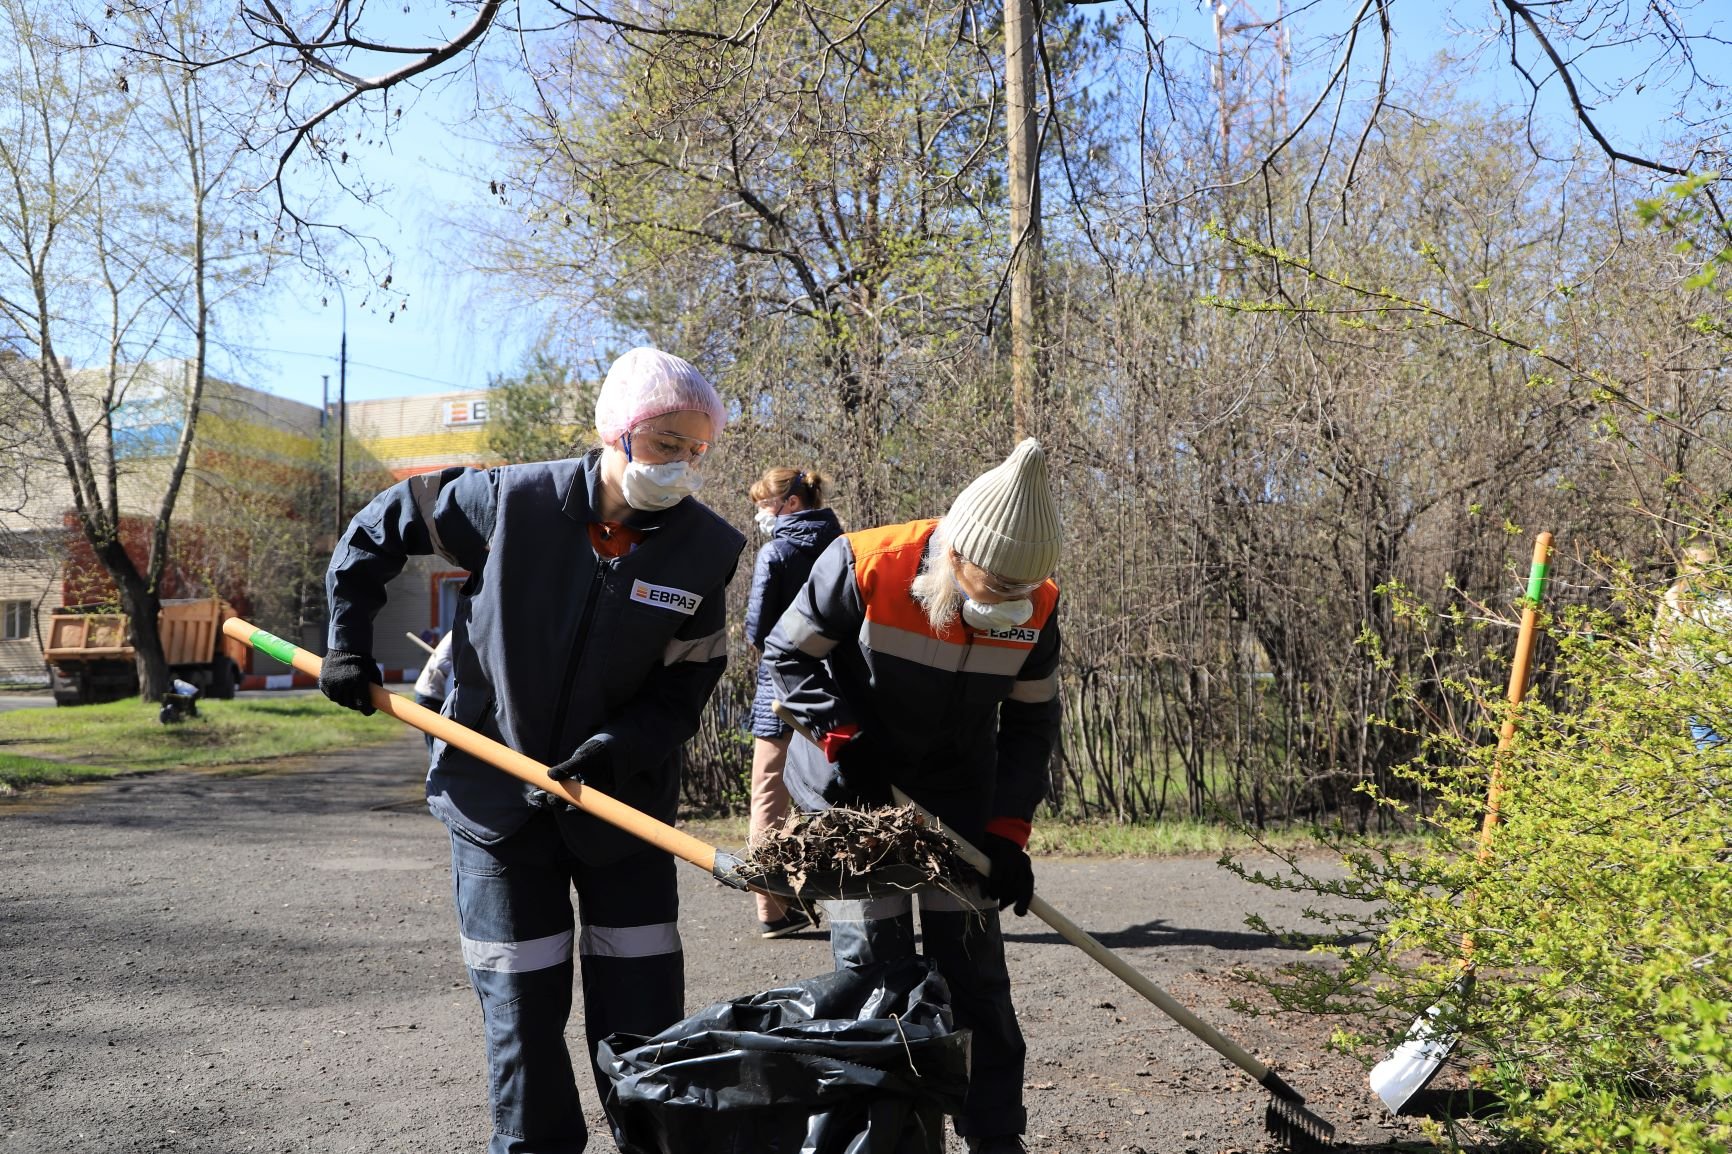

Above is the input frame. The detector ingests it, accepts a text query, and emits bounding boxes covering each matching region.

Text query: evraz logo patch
[630,579,703,615]
[985,626,1039,644]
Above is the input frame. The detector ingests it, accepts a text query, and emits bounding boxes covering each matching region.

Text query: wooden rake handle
[1479,530,1553,853]
[224,617,748,887]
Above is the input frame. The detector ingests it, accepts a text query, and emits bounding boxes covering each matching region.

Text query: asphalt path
[0,733,1424,1154]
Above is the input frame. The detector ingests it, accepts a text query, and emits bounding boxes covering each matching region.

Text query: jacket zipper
[548,560,609,761]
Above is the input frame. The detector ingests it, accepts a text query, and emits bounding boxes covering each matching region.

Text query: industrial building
[0,362,500,686]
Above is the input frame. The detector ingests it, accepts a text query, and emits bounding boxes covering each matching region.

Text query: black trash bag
[598,956,970,1154]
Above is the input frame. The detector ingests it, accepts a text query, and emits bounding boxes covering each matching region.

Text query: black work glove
[830,731,893,806]
[319,649,382,716]
[981,833,1035,916]
[546,734,618,786]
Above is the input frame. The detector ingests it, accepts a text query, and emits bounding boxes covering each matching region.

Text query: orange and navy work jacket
[764,518,1061,848]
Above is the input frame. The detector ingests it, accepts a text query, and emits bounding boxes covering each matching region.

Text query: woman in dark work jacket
[743,466,841,936]
[320,348,744,1154]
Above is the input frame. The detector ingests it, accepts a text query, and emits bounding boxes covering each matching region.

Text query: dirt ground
[1,732,1436,1154]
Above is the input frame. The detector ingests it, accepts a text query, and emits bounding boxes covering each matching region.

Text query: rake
[223,617,922,903]
[772,700,1335,1151]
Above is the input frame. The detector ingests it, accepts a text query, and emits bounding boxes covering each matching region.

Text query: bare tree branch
[251,0,503,218]
[1502,0,1698,183]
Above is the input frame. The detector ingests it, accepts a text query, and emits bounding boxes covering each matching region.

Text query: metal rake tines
[1262,1072,1336,1151]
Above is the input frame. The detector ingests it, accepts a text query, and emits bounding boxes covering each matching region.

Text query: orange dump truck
[44,597,247,706]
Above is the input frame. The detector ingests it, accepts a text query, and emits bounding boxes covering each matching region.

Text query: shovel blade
[1369,1021,1456,1112]
[1370,972,1473,1112]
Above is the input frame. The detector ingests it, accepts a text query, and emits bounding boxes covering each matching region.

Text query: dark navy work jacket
[327,451,745,859]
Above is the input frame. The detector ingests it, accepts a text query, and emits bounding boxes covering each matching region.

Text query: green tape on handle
[249,628,299,667]
[1525,559,1550,605]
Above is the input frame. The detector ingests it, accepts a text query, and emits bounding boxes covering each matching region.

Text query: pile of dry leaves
[737,805,976,900]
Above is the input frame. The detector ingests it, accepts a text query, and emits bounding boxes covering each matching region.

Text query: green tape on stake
[1525,559,1550,604]
[250,628,299,667]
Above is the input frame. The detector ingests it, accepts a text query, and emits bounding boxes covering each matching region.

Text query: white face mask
[961,596,1034,632]
[754,508,778,535]
[620,460,701,511]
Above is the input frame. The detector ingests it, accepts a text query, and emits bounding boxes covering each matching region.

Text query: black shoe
[759,909,816,939]
[965,1139,1026,1154]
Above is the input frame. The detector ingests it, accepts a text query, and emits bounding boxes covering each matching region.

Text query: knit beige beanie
[945,438,1061,584]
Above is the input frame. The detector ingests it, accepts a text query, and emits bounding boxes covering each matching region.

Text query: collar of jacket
[771,506,842,545]
[561,447,680,533]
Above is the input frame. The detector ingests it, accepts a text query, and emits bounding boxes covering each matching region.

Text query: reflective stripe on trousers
[822,884,1028,1139]
[451,815,683,1154]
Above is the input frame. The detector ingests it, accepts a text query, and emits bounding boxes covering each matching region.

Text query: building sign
[442,399,490,426]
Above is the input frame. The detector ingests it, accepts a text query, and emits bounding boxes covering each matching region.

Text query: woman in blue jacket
[744,466,841,936]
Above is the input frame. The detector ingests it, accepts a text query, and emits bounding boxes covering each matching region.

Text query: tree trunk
[1005,0,1042,439]
[98,538,171,701]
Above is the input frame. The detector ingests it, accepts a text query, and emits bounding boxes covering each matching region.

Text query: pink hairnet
[593,347,726,443]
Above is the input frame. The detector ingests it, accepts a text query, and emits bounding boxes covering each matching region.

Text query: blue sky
[211,1,1729,414]
[200,2,556,412]
[209,81,530,410]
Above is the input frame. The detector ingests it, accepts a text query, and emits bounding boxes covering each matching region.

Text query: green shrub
[1232,561,1732,1151]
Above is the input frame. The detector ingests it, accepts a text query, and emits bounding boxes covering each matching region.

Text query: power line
[225,342,478,389]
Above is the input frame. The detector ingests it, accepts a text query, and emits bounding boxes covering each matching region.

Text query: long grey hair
[910,517,963,635]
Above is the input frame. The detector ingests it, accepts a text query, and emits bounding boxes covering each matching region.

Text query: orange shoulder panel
[847,519,939,635]
[1030,579,1060,626]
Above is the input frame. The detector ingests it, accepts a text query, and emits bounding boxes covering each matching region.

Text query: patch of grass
[682,814,750,847]
[0,696,403,789]
[1029,818,1328,857]
[681,812,1349,858]
[0,752,121,789]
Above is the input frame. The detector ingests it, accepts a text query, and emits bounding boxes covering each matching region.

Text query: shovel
[772,700,1335,1152]
[223,617,904,902]
[1368,530,1552,1113]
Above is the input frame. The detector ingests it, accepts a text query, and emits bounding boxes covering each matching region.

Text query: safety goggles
[623,424,714,466]
[956,555,1045,599]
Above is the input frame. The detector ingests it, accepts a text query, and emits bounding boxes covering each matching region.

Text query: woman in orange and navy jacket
[763,439,1061,1154]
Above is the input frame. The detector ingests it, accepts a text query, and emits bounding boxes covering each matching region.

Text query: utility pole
[1005,0,1041,440]
[337,324,347,534]
[1211,0,1290,295]
[332,285,348,539]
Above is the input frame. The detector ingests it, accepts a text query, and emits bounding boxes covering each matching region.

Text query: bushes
[1240,559,1731,1150]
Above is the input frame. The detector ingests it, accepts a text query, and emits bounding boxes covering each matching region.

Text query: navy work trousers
[449,812,683,1154]
[821,885,1027,1140]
